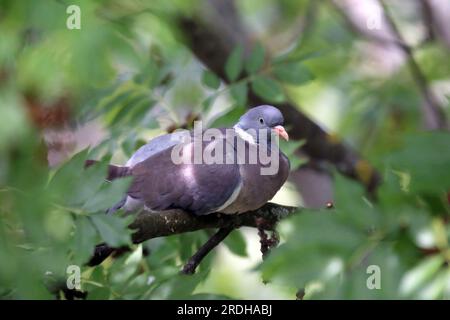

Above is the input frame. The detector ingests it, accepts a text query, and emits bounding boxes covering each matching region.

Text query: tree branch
[130,202,298,243]
[332,0,448,130]
[88,203,298,267]
[378,0,448,130]
[177,0,381,193]
[330,0,413,50]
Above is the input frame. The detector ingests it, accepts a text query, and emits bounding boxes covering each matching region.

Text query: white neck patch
[233,125,256,144]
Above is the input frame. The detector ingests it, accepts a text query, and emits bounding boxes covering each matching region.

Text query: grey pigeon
[102,105,290,215]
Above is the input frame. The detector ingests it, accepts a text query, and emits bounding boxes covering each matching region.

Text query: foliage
[261,139,450,299]
[0,0,449,300]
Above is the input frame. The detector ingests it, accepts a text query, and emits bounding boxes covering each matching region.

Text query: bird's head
[234,105,289,144]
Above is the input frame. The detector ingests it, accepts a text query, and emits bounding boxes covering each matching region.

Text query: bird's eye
[259,118,264,124]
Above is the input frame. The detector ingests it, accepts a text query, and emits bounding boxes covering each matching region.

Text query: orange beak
[273,125,289,141]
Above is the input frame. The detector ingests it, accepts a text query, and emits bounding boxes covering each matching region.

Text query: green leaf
[279,139,305,155]
[71,216,98,265]
[202,70,221,90]
[49,150,107,207]
[210,105,246,128]
[289,157,308,172]
[121,134,138,158]
[134,58,162,88]
[251,76,285,103]
[202,95,217,112]
[127,99,157,127]
[225,46,243,82]
[85,267,111,300]
[388,132,450,193]
[90,213,132,247]
[273,49,324,64]
[333,173,379,230]
[399,255,444,297]
[417,270,449,299]
[153,271,208,299]
[245,43,265,74]
[259,205,367,288]
[279,139,307,171]
[109,94,149,126]
[309,244,404,299]
[224,230,247,257]
[99,89,133,112]
[273,62,314,85]
[83,177,133,212]
[230,82,248,107]
[177,231,209,261]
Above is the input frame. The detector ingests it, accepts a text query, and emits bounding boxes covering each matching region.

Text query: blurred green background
[1,0,450,299]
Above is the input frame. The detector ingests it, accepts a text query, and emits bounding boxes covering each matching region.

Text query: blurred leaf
[178,231,209,261]
[71,216,98,265]
[279,139,307,171]
[125,245,143,267]
[49,150,107,207]
[279,139,305,155]
[223,230,247,257]
[251,76,285,103]
[225,46,243,82]
[109,94,149,126]
[388,132,450,193]
[202,95,217,111]
[399,255,444,297]
[134,58,165,88]
[190,293,232,300]
[202,70,221,90]
[333,174,379,230]
[273,49,324,65]
[260,208,366,287]
[289,157,308,172]
[230,82,248,107]
[83,177,132,212]
[311,244,404,299]
[417,269,449,299]
[85,266,111,300]
[121,134,138,158]
[210,105,246,128]
[416,44,450,81]
[100,89,134,113]
[127,99,157,128]
[90,213,132,248]
[152,271,208,299]
[0,91,29,152]
[245,43,265,74]
[273,62,314,85]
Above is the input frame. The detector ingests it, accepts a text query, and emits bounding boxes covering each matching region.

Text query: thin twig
[181,226,234,274]
[329,0,412,50]
[378,0,447,130]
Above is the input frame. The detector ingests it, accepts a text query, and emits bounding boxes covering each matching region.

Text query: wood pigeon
[101,105,290,216]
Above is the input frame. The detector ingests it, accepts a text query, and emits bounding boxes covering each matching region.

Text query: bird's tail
[84,159,132,181]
